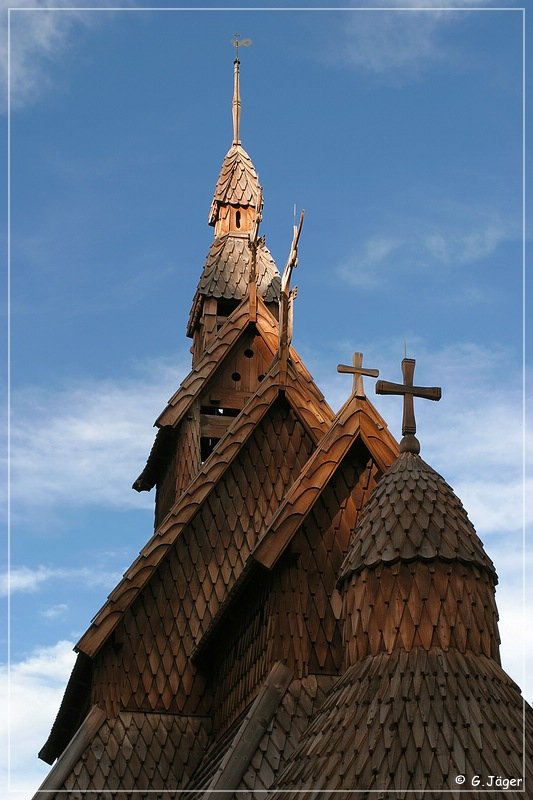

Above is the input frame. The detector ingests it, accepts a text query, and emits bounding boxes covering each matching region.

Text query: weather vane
[231,34,252,59]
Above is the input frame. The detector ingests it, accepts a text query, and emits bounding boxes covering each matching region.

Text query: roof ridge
[77,356,331,659]
[252,393,399,571]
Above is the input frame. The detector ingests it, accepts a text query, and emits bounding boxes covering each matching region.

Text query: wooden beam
[203,662,293,797]
[200,414,234,438]
[202,389,252,408]
[32,706,106,799]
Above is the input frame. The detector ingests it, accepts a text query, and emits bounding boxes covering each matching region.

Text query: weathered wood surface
[344,561,500,663]
[209,143,262,225]
[253,391,399,571]
[194,233,280,306]
[269,649,532,798]
[35,706,106,796]
[159,295,333,428]
[78,384,314,680]
[57,711,210,796]
[204,661,293,795]
[339,450,496,580]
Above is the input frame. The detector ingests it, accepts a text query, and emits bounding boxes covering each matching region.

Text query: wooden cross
[337,352,379,399]
[375,357,441,452]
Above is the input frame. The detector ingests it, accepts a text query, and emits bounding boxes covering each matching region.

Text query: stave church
[34,50,532,799]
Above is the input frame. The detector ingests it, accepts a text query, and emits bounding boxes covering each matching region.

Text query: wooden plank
[200,414,234,438]
[32,706,106,798]
[204,662,293,796]
[202,389,252,408]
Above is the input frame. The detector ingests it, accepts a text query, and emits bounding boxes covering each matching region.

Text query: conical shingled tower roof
[192,234,280,306]
[208,143,262,223]
[339,450,496,580]
[272,404,532,797]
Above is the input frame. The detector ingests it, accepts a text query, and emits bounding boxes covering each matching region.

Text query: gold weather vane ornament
[337,352,379,399]
[376,357,442,454]
[231,35,252,145]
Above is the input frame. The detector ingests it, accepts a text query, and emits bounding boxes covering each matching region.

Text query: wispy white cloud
[10,355,189,516]
[39,603,68,620]
[312,337,530,538]
[1,640,77,797]
[331,1,498,79]
[339,215,514,290]
[1,1,112,112]
[1,565,123,597]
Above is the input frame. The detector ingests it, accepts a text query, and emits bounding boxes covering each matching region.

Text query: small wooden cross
[337,352,379,399]
[375,357,441,452]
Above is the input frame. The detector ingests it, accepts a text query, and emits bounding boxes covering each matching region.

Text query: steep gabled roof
[190,391,399,664]
[158,294,331,429]
[253,392,399,572]
[77,357,332,660]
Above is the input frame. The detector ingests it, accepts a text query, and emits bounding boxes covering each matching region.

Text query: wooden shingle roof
[338,450,496,582]
[77,358,332,661]
[208,144,262,224]
[196,233,280,302]
[160,294,330,430]
[253,393,399,572]
[272,648,532,798]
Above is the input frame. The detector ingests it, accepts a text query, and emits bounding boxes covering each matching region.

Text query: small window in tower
[232,372,241,382]
[244,348,254,358]
[235,210,241,229]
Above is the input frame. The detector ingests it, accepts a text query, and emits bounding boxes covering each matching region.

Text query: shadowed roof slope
[272,648,532,798]
[194,233,280,303]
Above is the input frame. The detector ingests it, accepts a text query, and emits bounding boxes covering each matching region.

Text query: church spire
[188,40,280,359]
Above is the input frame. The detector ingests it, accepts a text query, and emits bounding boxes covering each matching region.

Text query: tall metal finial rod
[376,358,441,454]
[231,35,252,145]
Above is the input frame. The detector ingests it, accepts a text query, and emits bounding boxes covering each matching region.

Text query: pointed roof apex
[209,43,261,225]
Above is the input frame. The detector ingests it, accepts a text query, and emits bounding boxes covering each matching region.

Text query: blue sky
[3,2,531,796]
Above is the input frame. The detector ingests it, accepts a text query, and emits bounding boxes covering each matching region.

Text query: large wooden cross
[337,352,379,398]
[375,357,441,452]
